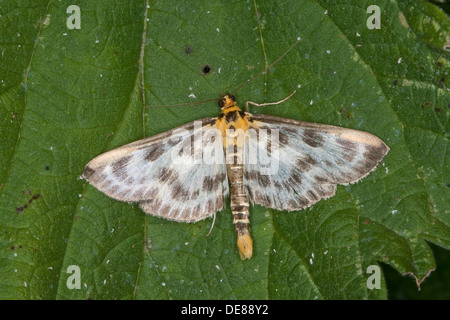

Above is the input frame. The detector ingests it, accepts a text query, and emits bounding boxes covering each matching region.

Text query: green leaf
[0,0,448,300]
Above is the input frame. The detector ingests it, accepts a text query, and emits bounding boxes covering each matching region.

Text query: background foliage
[0,0,448,299]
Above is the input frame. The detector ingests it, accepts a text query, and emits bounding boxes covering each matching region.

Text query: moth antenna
[245,89,297,112]
[206,213,216,237]
[231,37,301,95]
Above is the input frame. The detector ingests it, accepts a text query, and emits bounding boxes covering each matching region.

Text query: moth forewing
[243,113,389,212]
[82,117,229,222]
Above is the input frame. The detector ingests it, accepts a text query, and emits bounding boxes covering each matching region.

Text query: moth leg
[206,212,216,237]
[245,90,296,112]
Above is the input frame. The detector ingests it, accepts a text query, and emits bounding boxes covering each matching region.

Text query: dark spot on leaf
[184,45,193,55]
[339,108,352,119]
[202,64,212,75]
[421,101,431,109]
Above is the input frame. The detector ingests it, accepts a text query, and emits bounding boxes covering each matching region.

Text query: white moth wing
[82,118,228,222]
[244,114,389,211]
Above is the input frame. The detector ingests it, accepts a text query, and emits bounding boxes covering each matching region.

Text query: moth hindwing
[83,94,389,260]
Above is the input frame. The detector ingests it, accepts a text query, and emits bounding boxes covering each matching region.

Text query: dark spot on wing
[296,155,317,172]
[314,175,328,183]
[288,199,299,209]
[289,172,302,185]
[307,190,319,201]
[145,187,159,199]
[336,138,357,150]
[112,156,132,172]
[145,145,165,161]
[202,176,214,191]
[297,197,309,207]
[324,160,333,167]
[257,174,271,187]
[192,188,200,198]
[365,144,388,160]
[343,150,357,162]
[206,199,215,212]
[157,168,179,184]
[216,172,226,189]
[279,131,289,146]
[160,204,171,217]
[171,207,180,219]
[132,188,144,199]
[171,183,190,201]
[302,129,324,147]
[83,166,95,179]
[205,118,217,126]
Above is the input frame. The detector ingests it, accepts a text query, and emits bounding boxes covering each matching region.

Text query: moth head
[218,94,236,109]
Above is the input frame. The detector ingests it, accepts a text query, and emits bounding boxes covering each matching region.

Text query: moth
[82,94,389,260]
[82,41,389,260]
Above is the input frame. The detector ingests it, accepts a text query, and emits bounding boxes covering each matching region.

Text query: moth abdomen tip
[237,233,253,260]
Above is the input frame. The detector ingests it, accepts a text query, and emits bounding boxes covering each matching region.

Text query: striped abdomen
[226,146,253,260]
[218,103,253,259]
